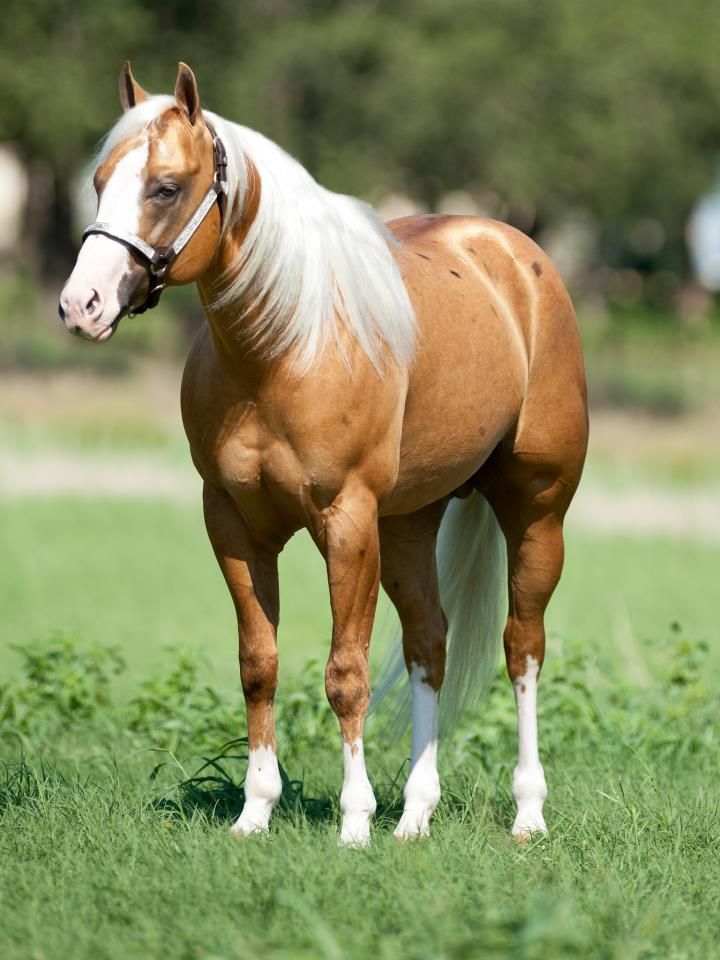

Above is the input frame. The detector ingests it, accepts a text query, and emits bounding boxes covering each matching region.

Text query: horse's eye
[156,184,179,199]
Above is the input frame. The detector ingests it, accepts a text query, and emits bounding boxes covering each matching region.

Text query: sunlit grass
[0,623,717,960]
[2,498,719,691]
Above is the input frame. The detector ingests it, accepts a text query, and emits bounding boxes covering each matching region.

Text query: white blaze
[63,139,149,324]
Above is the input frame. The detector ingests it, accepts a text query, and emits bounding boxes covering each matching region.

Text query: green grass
[1,624,717,959]
[582,447,720,490]
[0,499,330,687]
[2,754,717,960]
[580,310,720,416]
[0,414,183,457]
[1,497,719,958]
[1,497,718,684]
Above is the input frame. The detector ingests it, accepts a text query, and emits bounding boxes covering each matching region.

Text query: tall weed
[0,628,713,779]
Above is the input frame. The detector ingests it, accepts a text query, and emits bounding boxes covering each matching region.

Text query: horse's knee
[240,649,278,705]
[325,650,369,723]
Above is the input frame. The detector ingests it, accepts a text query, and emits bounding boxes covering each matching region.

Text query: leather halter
[82,122,228,316]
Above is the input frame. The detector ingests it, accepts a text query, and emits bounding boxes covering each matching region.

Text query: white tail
[372,492,507,734]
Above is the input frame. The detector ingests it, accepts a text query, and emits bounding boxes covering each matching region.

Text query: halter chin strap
[82,122,228,316]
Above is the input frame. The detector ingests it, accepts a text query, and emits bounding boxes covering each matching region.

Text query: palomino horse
[60,62,588,845]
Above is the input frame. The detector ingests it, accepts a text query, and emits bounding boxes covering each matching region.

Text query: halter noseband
[82,122,228,316]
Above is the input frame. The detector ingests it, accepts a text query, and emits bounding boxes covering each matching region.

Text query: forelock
[94,96,176,172]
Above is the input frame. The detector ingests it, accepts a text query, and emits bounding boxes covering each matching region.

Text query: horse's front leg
[203,483,283,837]
[316,488,380,846]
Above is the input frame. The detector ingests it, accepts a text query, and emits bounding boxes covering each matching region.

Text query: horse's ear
[119,60,149,112]
[174,62,201,125]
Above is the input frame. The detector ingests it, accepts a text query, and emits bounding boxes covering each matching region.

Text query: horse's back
[389,214,580,366]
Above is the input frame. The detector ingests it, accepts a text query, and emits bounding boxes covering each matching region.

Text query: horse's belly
[380,398,517,516]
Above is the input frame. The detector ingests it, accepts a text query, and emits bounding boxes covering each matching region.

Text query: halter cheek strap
[81,123,228,316]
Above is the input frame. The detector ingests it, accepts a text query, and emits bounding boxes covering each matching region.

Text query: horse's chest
[186,402,305,511]
[213,438,264,498]
[183,391,261,490]
[202,429,281,508]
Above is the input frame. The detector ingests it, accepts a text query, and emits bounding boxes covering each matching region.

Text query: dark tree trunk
[21,159,76,285]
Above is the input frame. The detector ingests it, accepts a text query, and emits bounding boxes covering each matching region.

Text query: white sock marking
[511,655,548,838]
[395,663,441,840]
[339,739,376,846]
[231,745,282,837]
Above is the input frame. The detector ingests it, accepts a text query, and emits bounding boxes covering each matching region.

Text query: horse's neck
[195,276,269,381]
[195,162,268,374]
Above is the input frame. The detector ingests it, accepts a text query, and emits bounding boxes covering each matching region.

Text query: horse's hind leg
[484,453,581,839]
[379,500,447,839]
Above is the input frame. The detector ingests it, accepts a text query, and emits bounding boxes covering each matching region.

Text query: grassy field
[1,318,719,959]
[2,497,719,684]
[1,494,719,959]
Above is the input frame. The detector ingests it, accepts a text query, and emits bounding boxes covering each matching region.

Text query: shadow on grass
[151,738,411,827]
[149,739,518,837]
[0,750,514,837]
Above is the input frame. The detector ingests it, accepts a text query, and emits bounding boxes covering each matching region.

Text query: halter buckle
[150,255,170,278]
[212,129,229,194]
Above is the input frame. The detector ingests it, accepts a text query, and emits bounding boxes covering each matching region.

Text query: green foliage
[2,0,720,282]
[273,658,336,754]
[0,633,124,742]
[126,647,241,751]
[1,625,714,777]
[581,310,720,415]
[0,627,719,959]
[451,628,716,785]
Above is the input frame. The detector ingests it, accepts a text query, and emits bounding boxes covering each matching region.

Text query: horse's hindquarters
[380,221,527,514]
[381,215,587,518]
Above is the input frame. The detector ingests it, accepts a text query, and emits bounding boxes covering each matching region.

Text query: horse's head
[59,62,225,342]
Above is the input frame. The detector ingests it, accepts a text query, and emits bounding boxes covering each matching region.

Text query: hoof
[230,823,269,839]
[511,811,547,843]
[230,824,269,839]
[339,815,371,847]
[512,830,534,844]
[393,808,432,841]
[230,809,271,838]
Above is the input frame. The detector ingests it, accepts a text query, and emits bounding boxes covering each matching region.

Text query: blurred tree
[1,0,719,290]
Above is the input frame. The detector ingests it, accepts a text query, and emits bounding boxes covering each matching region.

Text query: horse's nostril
[58,303,66,322]
[85,289,101,317]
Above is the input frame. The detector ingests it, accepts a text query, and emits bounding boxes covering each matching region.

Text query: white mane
[96,96,416,372]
